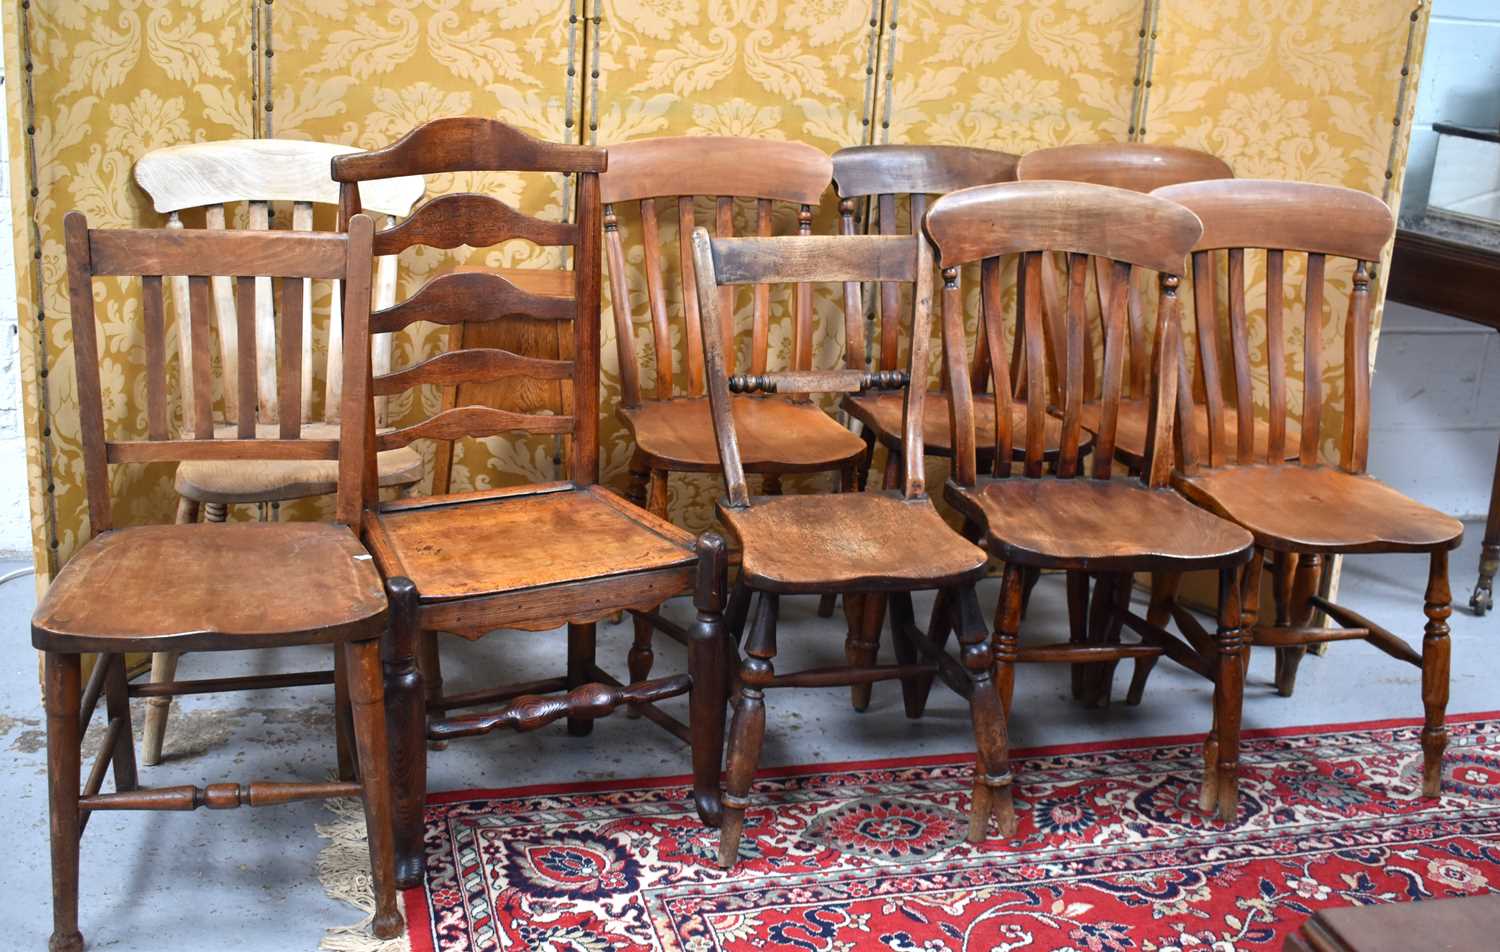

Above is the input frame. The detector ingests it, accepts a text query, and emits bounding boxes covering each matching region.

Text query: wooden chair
[600,136,866,692]
[831,144,1027,490]
[689,224,1007,866]
[36,212,402,949]
[1149,179,1462,803]
[132,139,426,765]
[925,181,1256,820]
[331,118,728,889]
[1015,143,1257,472]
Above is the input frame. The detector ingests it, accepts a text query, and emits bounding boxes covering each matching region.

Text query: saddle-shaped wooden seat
[624,395,866,473]
[844,391,1073,460]
[174,423,423,504]
[1080,400,1300,469]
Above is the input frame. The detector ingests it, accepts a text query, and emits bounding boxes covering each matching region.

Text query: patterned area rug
[405,714,1500,951]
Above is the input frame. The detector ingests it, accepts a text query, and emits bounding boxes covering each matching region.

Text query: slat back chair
[830,144,1023,491]
[926,181,1255,821]
[330,118,722,890]
[131,140,426,767]
[1151,179,1462,804]
[1015,143,1234,447]
[134,139,425,438]
[36,212,403,948]
[600,136,864,508]
[600,136,863,706]
[688,226,1000,866]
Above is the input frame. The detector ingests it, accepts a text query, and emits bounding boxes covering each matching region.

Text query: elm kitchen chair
[687,224,1005,867]
[131,139,426,766]
[36,213,402,950]
[924,181,1256,821]
[600,137,868,684]
[331,118,728,888]
[1150,178,1462,804]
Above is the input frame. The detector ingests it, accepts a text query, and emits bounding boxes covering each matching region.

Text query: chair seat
[720,491,987,594]
[1174,464,1464,554]
[175,422,424,505]
[32,522,387,653]
[366,483,698,626]
[1079,399,1301,466]
[947,477,1253,571]
[621,396,866,473]
[844,391,1079,459]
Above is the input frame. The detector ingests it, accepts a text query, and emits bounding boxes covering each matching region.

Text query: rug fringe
[316,797,412,952]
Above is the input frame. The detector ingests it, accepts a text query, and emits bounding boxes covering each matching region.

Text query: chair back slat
[637,199,675,397]
[942,269,978,486]
[601,137,832,402]
[792,206,815,372]
[751,199,774,373]
[1265,249,1287,463]
[370,271,574,335]
[234,275,256,438]
[187,275,215,439]
[876,193,901,372]
[278,275,304,439]
[926,181,1203,490]
[134,139,423,436]
[1144,277,1185,488]
[64,211,376,534]
[333,118,604,489]
[141,275,169,440]
[1092,259,1131,479]
[1057,253,1088,478]
[979,256,1012,477]
[201,204,240,422]
[1150,179,1394,475]
[1226,247,1255,464]
[693,229,929,506]
[603,205,642,405]
[1191,250,1228,466]
[675,197,708,393]
[1300,253,1326,465]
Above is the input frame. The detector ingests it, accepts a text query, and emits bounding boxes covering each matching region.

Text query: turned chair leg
[418,632,448,750]
[718,592,777,868]
[688,533,729,828]
[1066,571,1089,700]
[625,463,668,704]
[102,654,138,794]
[1127,571,1181,706]
[845,593,885,712]
[333,646,358,782]
[140,650,181,767]
[992,564,1025,719]
[1210,567,1246,821]
[1422,548,1452,798]
[886,592,927,719]
[382,577,427,889]
[855,427,877,491]
[911,588,953,716]
[45,652,84,952]
[956,585,1015,842]
[142,497,203,766]
[344,639,405,940]
[1278,553,1320,697]
[566,623,598,737]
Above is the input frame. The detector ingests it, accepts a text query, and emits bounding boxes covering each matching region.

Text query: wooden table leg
[1470,431,1500,615]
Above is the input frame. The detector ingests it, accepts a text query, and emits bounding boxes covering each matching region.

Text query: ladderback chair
[1015,142,1253,471]
[132,139,426,765]
[689,225,1004,866]
[1151,179,1462,802]
[600,136,865,694]
[36,213,402,949]
[332,118,727,889]
[926,181,1255,820]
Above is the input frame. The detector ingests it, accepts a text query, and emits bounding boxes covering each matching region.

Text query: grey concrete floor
[1,523,1496,950]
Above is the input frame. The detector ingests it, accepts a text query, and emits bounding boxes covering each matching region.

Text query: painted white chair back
[134,139,425,428]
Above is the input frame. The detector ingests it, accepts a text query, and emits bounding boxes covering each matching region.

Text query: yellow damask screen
[4,1,1429,579]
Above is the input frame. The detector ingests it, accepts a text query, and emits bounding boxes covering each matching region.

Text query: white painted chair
[132,139,426,765]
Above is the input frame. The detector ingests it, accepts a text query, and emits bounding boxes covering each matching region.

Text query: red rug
[405,714,1500,950]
